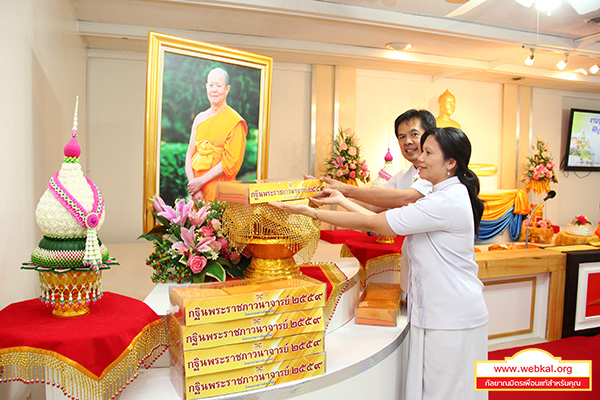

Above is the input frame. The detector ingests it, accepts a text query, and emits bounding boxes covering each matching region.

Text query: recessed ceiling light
[590,64,600,74]
[385,42,412,52]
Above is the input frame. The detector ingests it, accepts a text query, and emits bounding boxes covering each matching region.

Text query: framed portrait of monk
[143,31,272,233]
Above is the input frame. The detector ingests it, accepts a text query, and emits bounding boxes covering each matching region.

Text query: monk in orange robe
[185,68,248,202]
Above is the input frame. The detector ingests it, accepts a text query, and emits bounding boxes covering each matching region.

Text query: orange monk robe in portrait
[191,106,248,202]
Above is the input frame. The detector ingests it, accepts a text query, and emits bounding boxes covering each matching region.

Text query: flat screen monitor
[562,108,600,172]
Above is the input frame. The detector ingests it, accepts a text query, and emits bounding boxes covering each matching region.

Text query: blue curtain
[477,206,525,241]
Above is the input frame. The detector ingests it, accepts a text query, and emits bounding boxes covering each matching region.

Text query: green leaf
[191,269,208,283]
[205,261,226,282]
[138,233,164,242]
[155,215,172,228]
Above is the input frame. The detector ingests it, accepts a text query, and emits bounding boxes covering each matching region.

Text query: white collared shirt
[384,165,432,196]
[385,176,488,330]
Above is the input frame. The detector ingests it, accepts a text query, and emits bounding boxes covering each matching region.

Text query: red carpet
[487,335,599,399]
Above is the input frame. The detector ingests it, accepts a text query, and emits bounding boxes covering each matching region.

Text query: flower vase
[345,178,358,186]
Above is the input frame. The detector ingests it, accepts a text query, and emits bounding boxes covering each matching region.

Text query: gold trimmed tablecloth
[0,292,168,400]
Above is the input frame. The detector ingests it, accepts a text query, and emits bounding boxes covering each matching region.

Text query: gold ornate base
[242,238,302,279]
[244,256,301,279]
[376,235,396,244]
[39,271,102,318]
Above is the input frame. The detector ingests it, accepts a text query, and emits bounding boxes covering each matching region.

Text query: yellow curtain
[479,189,530,221]
[525,180,550,195]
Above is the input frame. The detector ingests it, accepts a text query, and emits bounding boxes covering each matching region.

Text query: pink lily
[189,205,210,227]
[332,156,345,169]
[151,195,167,213]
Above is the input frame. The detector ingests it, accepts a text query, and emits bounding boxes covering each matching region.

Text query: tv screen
[562,108,600,172]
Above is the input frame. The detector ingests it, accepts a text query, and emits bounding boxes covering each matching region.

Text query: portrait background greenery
[159,52,261,205]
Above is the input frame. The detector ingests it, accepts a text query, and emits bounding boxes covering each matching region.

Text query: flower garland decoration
[522,136,558,194]
[522,218,553,229]
[139,196,250,284]
[569,215,592,226]
[324,127,370,184]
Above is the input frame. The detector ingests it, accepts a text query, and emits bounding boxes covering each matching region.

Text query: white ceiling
[73,0,600,93]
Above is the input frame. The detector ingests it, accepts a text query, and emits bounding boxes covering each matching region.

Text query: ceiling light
[515,0,535,7]
[590,64,600,74]
[556,54,568,70]
[524,48,535,66]
[575,68,589,75]
[385,42,412,52]
[535,0,560,16]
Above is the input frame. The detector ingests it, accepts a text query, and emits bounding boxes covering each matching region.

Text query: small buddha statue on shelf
[435,89,462,129]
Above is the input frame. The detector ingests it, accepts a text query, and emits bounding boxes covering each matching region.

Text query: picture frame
[143,31,272,233]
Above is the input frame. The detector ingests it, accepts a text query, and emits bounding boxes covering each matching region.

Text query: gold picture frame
[143,31,272,233]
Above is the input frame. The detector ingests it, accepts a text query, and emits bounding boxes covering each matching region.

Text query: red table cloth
[342,235,405,266]
[319,229,369,244]
[340,235,405,289]
[0,292,167,400]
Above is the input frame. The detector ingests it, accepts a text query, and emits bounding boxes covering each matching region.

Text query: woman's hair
[420,127,485,236]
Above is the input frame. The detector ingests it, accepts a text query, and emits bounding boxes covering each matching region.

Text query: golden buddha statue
[436,89,462,129]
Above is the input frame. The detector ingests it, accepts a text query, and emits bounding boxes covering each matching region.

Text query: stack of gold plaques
[167,277,327,399]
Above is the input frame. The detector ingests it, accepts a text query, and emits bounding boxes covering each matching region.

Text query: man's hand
[310,189,345,207]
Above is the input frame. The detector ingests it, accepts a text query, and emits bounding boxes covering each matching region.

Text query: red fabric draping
[0,292,163,379]
[343,235,405,266]
[319,229,368,244]
[300,265,335,301]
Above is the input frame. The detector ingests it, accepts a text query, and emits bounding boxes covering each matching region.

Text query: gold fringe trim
[0,318,168,400]
[340,245,401,289]
[300,262,350,327]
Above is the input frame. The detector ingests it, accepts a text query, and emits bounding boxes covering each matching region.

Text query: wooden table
[476,248,566,341]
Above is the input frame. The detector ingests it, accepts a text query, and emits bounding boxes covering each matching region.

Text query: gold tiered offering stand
[39,270,102,318]
[223,201,320,279]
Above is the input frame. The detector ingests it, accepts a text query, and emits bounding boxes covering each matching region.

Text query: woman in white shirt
[271,127,488,399]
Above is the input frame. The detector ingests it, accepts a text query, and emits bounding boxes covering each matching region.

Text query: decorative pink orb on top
[384,148,393,162]
[64,137,81,158]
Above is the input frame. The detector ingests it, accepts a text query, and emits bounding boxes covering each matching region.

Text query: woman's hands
[269,201,313,217]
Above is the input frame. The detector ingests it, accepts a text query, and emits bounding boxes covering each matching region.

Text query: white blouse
[384,165,432,196]
[385,176,488,330]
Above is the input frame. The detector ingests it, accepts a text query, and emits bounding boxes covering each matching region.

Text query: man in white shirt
[318,109,436,211]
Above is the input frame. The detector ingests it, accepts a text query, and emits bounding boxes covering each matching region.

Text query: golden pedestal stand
[223,201,320,279]
[38,271,103,318]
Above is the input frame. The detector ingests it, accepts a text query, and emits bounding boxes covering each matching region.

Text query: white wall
[532,88,600,227]
[0,0,87,310]
[355,69,502,192]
